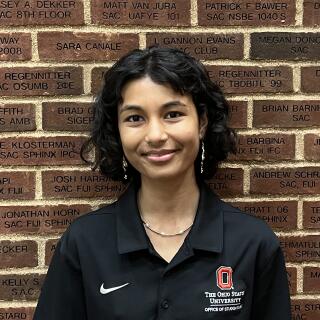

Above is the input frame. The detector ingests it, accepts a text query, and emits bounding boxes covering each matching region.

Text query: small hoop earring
[200,141,205,174]
[122,156,128,180]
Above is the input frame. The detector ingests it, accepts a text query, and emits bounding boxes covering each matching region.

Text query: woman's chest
[81,251,253,320]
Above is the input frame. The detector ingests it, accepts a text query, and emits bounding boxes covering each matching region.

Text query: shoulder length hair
[80,45,237,184]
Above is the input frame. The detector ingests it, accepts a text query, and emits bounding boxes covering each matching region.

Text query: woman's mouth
[145,151,176,163]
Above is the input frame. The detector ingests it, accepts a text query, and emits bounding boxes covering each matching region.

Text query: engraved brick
[0,67,83,96]
[198,0,295,26]
[291,299,320,320]
[38,32,139,61]
[304,0,320,26]
[253,100,320,128]
[42,102,93,131]
[229,134,295,161]
[251,32,320,60]
[280,236,320,262]
[0,136,88,165]
[91,0,191,26]
[0,240,37,268]
[304,267,320,293]
[206,168,244,197]
[228,201,297,230]
[0,33,31,61]
[42,170,125,199]
[0,274,44,301]
[0,204,91,234]
[206,66,293,94]
[146,32,244,59]
[303,201,320,229]
[287,267,297,295]
[0,0,84,26]
[305,134,320,160]
[0,172,35,200]
[91,67,108,94]
[301,67,320,93]
[250,168,320,195]
[0,103,36,131]
[0,308,34,320]
[228,101,247,128]
[45,239,59,265]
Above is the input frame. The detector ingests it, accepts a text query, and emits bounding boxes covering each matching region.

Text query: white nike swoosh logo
[100,282,130,294]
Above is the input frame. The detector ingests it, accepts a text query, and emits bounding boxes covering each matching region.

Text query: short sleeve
[33,228,87,320]
[251,246,291,320]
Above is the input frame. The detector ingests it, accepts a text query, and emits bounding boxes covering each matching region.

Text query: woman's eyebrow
[119,100,187,114]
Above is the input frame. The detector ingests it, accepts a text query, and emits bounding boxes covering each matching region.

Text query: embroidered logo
[100,282,130,295]
[203,266,245,313]
[216,266,233,290]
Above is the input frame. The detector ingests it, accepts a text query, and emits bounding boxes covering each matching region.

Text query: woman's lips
[145,151,176,163]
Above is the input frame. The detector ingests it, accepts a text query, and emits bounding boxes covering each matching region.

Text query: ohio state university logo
[216,266,233,290]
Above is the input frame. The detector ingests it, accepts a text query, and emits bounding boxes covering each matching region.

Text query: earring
[122,156,128,180]
[200,141,205,174]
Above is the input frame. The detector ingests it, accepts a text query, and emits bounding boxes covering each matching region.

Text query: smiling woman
[33,46,292,320]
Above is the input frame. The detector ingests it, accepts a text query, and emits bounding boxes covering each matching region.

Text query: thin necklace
[141,218,193,237]
[137,190,196,237]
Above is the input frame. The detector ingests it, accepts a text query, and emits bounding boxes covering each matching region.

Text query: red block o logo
[216,266,233,290]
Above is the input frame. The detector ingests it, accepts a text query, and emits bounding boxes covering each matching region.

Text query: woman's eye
[126,115,143,122]
[166,111,183,119]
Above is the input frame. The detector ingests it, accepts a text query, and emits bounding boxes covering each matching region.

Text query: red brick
[227,201,297,230]
[0,274,45,301]
[0,103,36,131]
[253,100,320,128]
[250,168,320,195]
[304,267,320,293]
[0,308,34,320]
[304,0,320,26]
[0,204,91,234]
[146,33,244,59]
[0,67,83,96]
[198,0,295,26]
[303,201,320,229]
[305,134,320,160]
[42,170,125,199]
[38,32,139,61]
[229,134,295,161]
[280,236,320,262]
[0,136,89,165]
[206,168,244,197]
[42,102,93,131]
[91,67,108,94]
[301,67,320,93]
[0,0,84,26]
[91,0,191,26]
[45,239,59,266]
[0,240,37,268]
[291,299,320,320]
[0,33,31,61]
[251,32,320,60]
[228,101,247,128]
[0,172,35,200]
[206,66,293,94]
[287,267,297,295]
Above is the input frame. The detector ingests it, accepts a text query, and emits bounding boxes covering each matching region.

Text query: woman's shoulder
[217,197,280,246]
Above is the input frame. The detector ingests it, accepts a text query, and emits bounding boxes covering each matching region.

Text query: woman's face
[117,76,207,182]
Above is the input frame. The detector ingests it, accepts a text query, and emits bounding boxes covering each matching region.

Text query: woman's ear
[199,112,208,139]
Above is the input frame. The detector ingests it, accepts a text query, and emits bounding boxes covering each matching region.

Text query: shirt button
[161,299,169,309]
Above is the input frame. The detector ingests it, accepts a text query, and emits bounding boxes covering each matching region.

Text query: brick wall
[0,0,319,318]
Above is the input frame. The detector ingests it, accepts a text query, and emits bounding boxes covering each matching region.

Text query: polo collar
[116,180,224,254]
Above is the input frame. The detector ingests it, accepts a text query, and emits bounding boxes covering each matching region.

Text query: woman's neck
[137,172,200,231]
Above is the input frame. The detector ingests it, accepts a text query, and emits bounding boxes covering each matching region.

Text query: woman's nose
[145,119,168,144]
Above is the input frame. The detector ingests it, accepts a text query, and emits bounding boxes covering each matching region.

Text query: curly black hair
[80,45,237,185]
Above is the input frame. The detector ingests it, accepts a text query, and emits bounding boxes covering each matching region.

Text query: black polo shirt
[33,180,291,320]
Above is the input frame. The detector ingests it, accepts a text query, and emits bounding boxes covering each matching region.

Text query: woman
[33,46,291,319]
